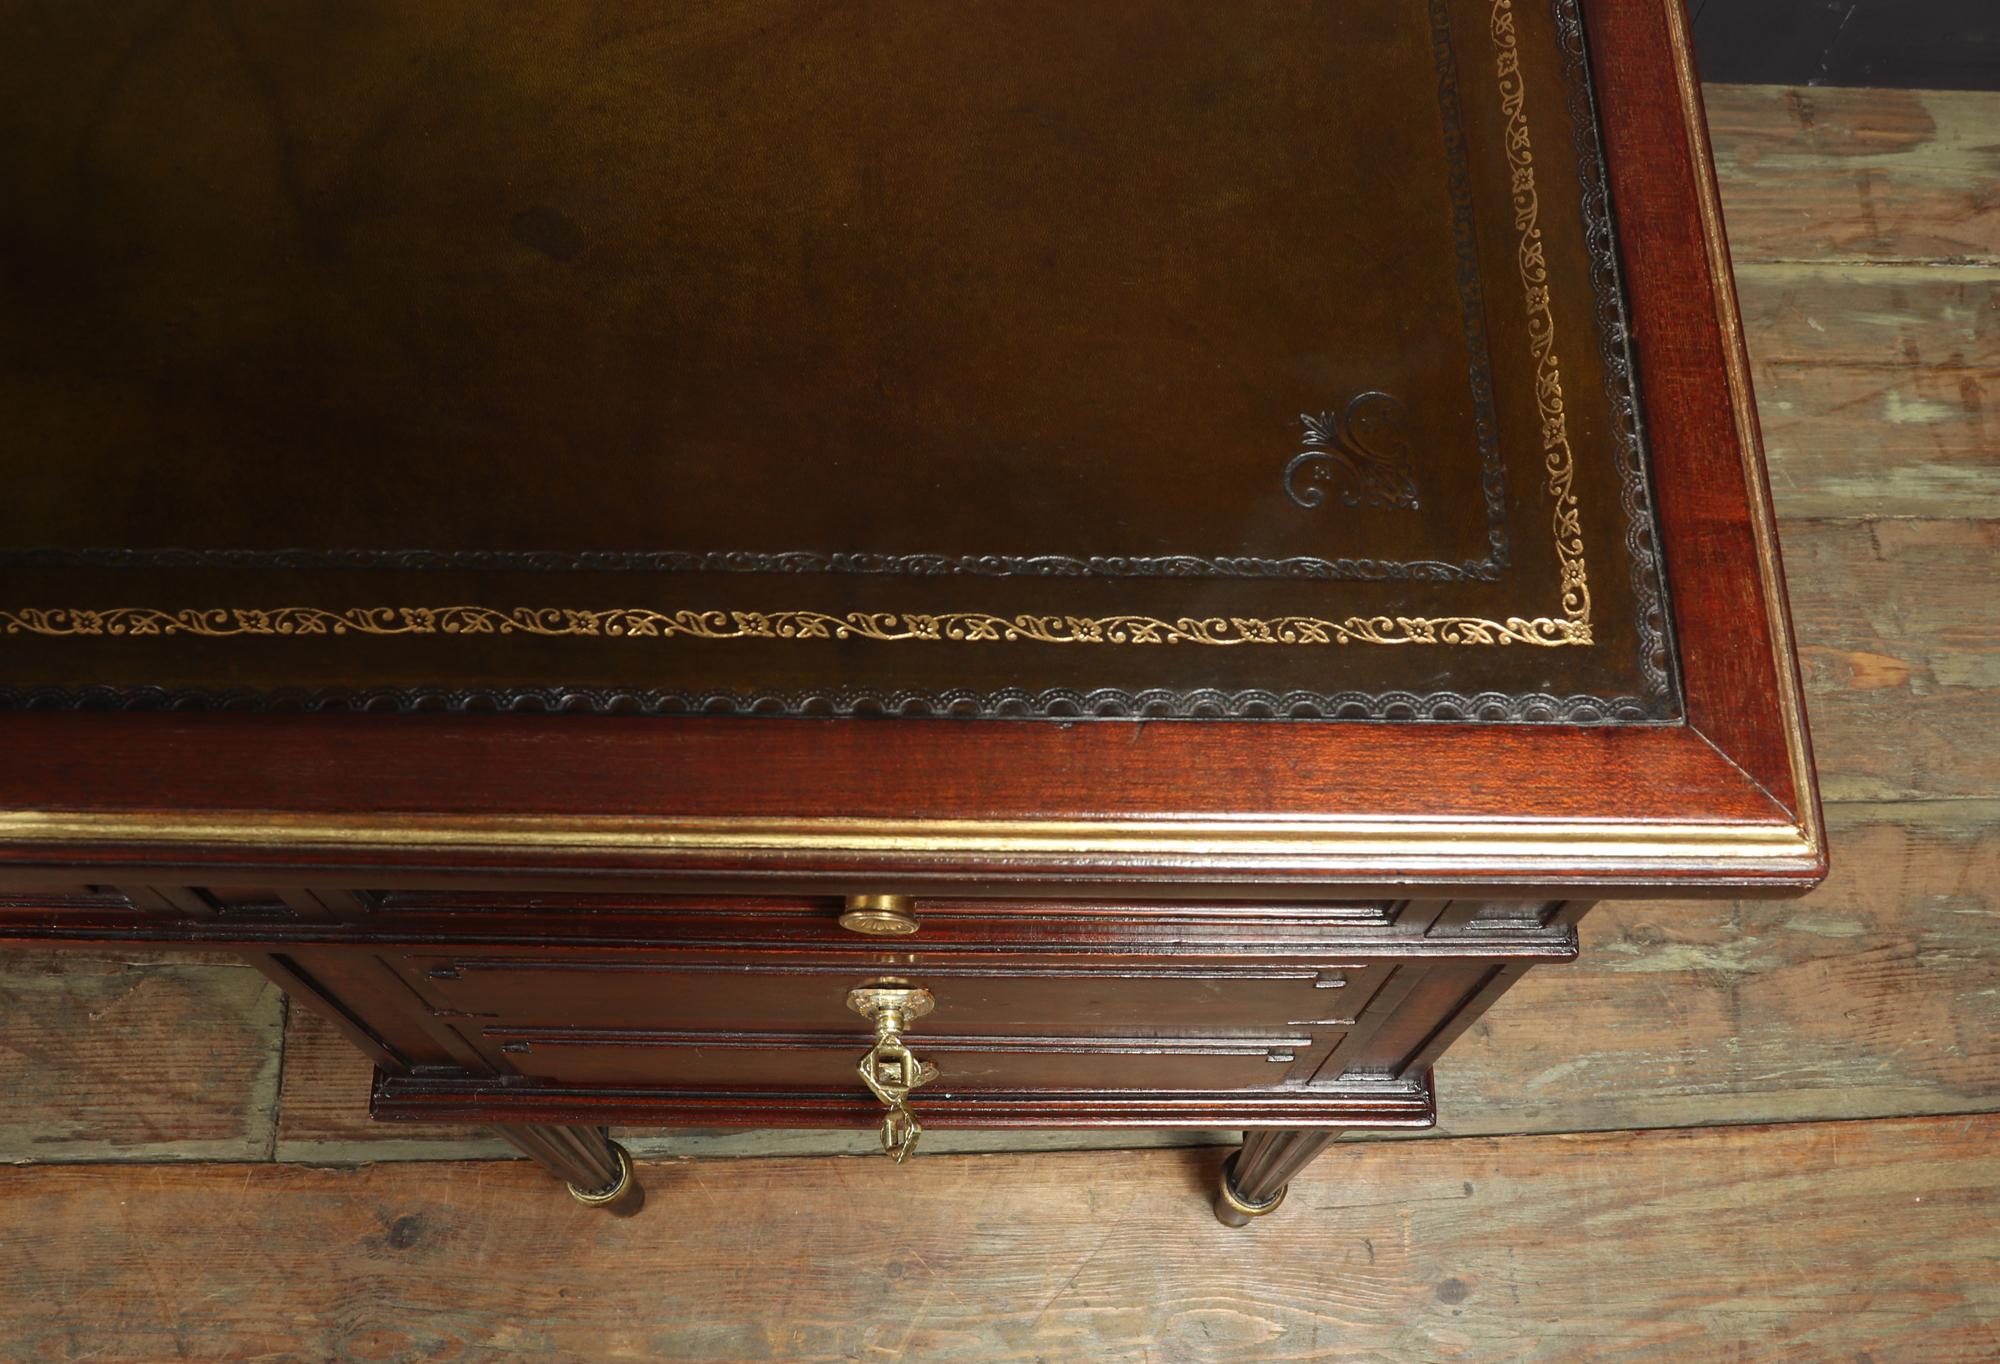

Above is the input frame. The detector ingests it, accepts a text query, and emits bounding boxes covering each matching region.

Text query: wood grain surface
[1438,802,2000,1136]
[1725,83,1998,522]
[1709,86,2000,264]
[1785,518,1998,803]
[1744,265,1996,517]
[0,954,282,1162]
[5,1114,1996,1362]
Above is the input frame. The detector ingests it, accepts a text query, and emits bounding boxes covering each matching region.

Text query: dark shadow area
[1693,0,2000,91]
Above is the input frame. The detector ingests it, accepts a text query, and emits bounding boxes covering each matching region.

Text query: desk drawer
[369,891,1401,934]
[403,953,1382,1039]
[487,1027,1309,1091]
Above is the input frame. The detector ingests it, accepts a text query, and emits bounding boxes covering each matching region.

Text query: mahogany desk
[0,0,1823,1223]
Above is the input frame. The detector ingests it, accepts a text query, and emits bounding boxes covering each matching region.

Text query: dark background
[1693,0,2000,90]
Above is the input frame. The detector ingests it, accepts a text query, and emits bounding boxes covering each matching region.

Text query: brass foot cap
[567,1141,637,1207]
[1215,1151,1288,1222]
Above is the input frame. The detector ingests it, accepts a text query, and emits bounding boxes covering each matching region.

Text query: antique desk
[0,0,1822,1224]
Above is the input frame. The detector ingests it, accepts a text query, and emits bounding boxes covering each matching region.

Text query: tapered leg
[1213,1128,1344,1227]
[494,1123,645,1216]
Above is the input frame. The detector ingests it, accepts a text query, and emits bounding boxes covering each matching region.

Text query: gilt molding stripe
[0,809,1824,868]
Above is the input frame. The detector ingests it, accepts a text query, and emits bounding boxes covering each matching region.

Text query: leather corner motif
[1285,392,1421,511]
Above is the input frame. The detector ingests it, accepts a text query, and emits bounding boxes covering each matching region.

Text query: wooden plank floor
[0,83,1994,1359]
[5,1115,1996,1362]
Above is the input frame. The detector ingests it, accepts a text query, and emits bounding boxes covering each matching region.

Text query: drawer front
[370,891,1402,932]
[0,883,1405,941]
[405,955,1383,1038]
[486,1028,1310,1092]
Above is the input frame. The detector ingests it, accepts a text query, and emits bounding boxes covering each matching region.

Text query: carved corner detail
[1285,392,1421,511]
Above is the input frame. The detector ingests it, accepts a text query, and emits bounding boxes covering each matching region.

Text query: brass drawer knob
[839,894,920,936]
[846,979,938,1162]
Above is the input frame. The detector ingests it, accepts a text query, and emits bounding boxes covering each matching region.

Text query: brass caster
[567,1140,645,1217]
[1213,1151,1287,1228]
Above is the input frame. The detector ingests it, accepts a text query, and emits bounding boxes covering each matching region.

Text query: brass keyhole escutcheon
[839,895,920,936]
[846,979,939,1162]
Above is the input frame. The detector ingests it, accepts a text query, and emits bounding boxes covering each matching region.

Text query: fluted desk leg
[495,1123,645,1216]
[1214,1129,1344,1227]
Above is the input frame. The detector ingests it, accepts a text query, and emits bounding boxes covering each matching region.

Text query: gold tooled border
[1,1,1593,653]
[0,607,1585,648]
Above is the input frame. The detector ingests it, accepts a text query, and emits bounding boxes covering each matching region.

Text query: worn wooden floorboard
[0,955,282,1163]
[1739,265,1996,519]
[1707,85,2000,265]
[1783,518,1998,803]
[1435,800,2000,1137]
[4,1113,1995,1363]
[1712,83,1998,520]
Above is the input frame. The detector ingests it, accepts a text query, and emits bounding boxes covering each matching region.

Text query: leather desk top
[1,0,1676,722]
